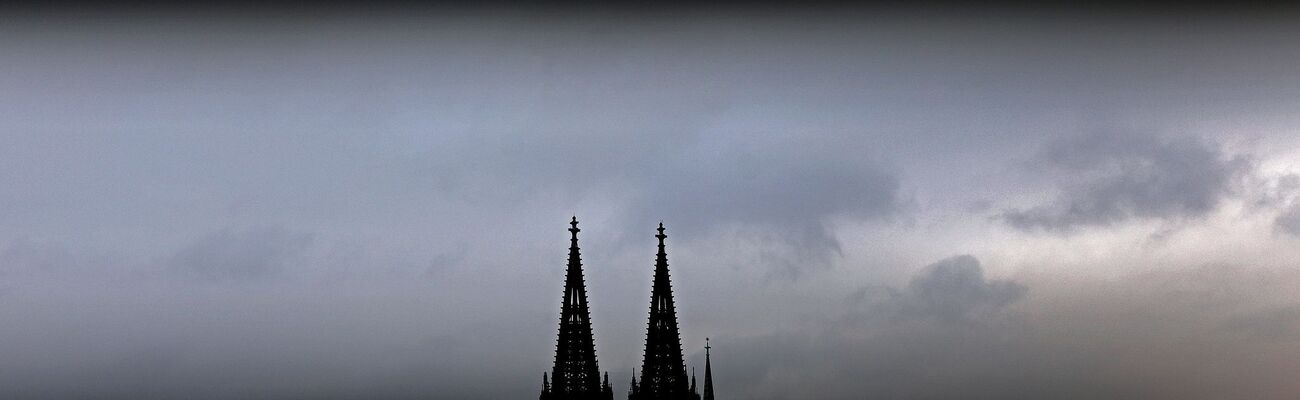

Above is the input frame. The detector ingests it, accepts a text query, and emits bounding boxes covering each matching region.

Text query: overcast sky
[4,5,1300,399]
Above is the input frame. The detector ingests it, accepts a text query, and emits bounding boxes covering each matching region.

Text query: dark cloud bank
[718,257,1300,400]
[1002,131,1249,232]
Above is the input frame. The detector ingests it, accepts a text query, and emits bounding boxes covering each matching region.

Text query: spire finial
[551,215,604,397]
[655,221,666,243]
[703,337,714,400]
[691,367,698,394]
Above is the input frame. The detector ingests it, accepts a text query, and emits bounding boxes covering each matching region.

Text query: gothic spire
[541,373,550,400]
[631,222,695,400]
[690,369,697,395]
[544,217,612,400]
[702,339,714,400]
[629,370,639,397]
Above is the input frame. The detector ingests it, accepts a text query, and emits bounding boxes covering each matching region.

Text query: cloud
[4,10,1300,399]
[886,255,1027,322]
[424,247,468,277]
[705,255,1030,399]
[711,260,1300,400]
[631,138,902,277]
[1002,132,1248,232]
[1244,172,1300,236]
[1276,204,1300,235]
[422,110,904,278]
[168,226,312,282]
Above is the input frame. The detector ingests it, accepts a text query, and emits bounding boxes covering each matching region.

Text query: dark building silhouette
[629,223,700,400]
[702,339,714,400]
[541,217,614,400]
[542,219,716,400]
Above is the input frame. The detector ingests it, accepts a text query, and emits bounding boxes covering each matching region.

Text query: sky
[3,4,1300,399]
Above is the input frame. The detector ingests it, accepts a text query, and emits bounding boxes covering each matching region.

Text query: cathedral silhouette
[540,217,716,400]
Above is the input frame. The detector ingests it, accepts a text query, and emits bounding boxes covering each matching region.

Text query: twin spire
[544,217,715,400]
[541,216,613,400]
[630,220,693,400]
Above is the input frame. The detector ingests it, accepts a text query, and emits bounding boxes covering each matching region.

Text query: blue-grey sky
[4,5,1300,399]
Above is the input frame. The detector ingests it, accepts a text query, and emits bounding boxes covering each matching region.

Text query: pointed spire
[547,216,610,400]
[541,373,551,400]
[702,338,714,400]
[602,371,613,397]
[635,221,691,399]
[629,369,639,396]
[691,368,698,394]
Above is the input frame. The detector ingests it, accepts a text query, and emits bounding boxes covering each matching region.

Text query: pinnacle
[548,217,605,397]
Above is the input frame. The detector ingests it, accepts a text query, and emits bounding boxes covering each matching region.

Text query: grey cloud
[1002,132,1248,232]
[631,142,902,277]
[0,275,538,400]
[3,9,1300,399]
[887,255,1027,323]
[168,226,312,282]
[422,102,903,278]
[639,138,901,228]
[707,255,1033,399]
[1274,203,1300,236]
[713,260,1300,400]
[1249,173,1300,235]
[424,247,468,277]
[1252,173,1300,210]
